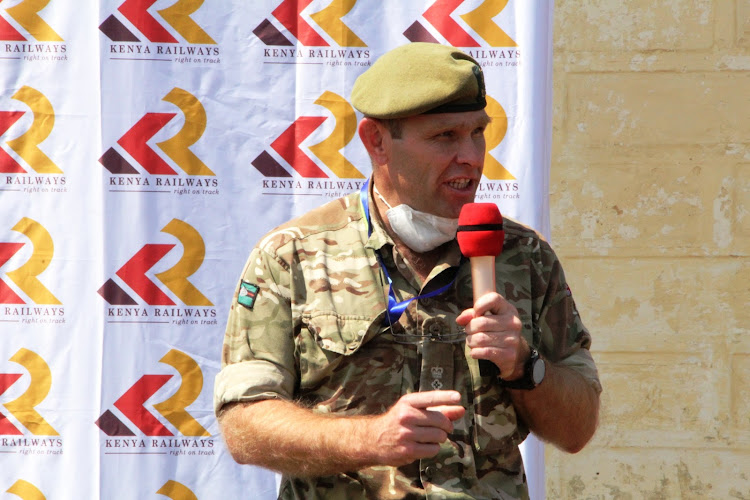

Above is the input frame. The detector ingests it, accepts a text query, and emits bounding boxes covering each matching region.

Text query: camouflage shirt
[214,189,601,500]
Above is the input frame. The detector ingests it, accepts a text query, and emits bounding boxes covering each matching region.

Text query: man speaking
[214,42,601,499]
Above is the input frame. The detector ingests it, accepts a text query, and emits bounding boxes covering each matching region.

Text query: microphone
[456,203,504,376]
[457,203,504,299]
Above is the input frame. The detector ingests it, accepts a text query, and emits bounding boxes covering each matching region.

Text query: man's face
[376,109,490,219]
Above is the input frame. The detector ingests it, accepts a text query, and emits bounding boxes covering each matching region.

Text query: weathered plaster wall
[547,1,750,498]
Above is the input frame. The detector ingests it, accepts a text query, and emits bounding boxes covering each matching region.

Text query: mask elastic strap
[373,185,393,210]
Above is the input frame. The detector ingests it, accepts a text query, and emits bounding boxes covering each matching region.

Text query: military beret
[351,42,486,119]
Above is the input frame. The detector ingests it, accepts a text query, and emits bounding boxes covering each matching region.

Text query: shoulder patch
[238,281,260,309]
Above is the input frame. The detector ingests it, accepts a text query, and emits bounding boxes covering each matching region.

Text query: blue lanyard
[359,180,459,325]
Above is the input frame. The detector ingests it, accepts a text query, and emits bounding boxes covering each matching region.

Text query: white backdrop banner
[0,1,552,498]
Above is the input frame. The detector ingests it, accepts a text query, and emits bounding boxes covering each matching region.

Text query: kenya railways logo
[0,0,66,61]
[0,86,66,193]
[0,348,62,456]
[0,218,64,324]
[255,0,365,47]
[98,219,217,324]
[406,0,516,47]
[0,349,58,436]
[100,88,218,195]
[100,0,219,63]
[253,91,367,198]
[96,349,214,455]
[255,0,370,64]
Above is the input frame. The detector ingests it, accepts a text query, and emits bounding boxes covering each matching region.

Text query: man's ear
[358,118,390,166]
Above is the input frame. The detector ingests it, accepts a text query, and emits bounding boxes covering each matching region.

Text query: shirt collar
[362,178,394,252]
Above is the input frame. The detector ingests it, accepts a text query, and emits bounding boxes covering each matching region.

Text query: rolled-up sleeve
[213,245,298,414]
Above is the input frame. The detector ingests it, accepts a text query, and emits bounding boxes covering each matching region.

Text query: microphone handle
[469,256,500,378]
[470,255,496,298]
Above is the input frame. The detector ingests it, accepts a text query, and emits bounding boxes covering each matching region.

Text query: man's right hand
[368,390,466,467]
[219,391,466,476]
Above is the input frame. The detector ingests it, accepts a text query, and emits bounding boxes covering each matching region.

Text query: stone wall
[547,1,750,498]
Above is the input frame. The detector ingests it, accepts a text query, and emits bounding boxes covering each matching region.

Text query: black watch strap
[498,347,544,390]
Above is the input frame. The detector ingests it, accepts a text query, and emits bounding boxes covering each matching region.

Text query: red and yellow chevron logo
[99,88,213,176]
[99,0,215,44]
[95,349,209,437]
[252,91,364,179]
[405,0,516,48]
[0,218,59,305]
[98,219,212,307]
[0,86,60,175]
[254,0,365,47]
[0,0,61,42]
[0,348,58,436]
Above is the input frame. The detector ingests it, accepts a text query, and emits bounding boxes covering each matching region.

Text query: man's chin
[447,194,479,218]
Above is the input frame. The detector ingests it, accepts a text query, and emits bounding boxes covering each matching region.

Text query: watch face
[532,358,546,384]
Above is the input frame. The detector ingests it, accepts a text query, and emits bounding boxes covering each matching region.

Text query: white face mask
[375,186,458,253]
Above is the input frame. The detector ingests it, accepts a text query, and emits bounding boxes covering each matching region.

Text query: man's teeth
[448,179,470,189]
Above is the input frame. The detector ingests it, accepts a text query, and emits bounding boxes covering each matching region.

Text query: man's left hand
[456,292,528,380]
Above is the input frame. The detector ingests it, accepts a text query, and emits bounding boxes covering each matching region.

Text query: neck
[399,245,443,283]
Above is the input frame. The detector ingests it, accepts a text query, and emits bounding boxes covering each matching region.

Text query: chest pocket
[299,312,405,416]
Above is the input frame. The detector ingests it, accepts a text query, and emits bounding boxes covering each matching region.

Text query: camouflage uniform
[214,188,601,500]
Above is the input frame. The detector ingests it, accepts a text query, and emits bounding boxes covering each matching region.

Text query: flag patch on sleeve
[238,281,260,310]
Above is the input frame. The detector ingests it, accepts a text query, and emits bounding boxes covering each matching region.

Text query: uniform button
[421,318,451,340]
[423,466,435,480]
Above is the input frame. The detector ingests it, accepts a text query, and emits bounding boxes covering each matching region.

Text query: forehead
[402,109,491,133]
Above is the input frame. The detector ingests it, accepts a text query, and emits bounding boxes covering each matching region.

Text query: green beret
[351,42,486,119]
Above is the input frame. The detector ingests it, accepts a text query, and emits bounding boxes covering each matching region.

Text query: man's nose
[456,135,485,168]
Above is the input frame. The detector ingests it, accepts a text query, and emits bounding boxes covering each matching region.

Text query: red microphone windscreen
[457,203,504,257]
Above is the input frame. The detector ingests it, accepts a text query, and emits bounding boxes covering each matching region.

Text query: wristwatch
[498,347,546,390]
